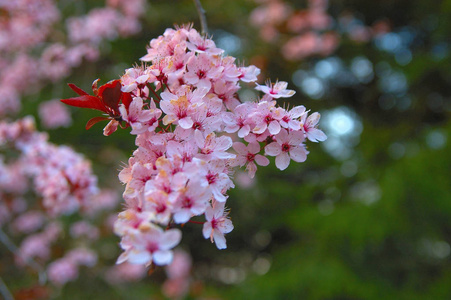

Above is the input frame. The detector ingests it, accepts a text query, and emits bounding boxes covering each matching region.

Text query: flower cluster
[0,117,98,216]
[62,25,326,267]
[0,117,120,287]
[0,0,145,117]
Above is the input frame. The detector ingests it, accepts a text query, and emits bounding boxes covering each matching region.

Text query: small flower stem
[0,227,47,285]
[146,83,161,102]
[0,277,13,300]
[193,0,208,35]
[188,220,205,225]
[164,83,173,94]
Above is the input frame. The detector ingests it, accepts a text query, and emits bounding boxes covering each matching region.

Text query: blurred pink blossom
[104,262,147,284]
[38,99,72,129]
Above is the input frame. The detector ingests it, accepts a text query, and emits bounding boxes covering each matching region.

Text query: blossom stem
[146,83,161,102]
[193,0,208,35]
[188,220,205,225]
[0,227,47,285]
[0,277,13,300]
[164,83,173,94]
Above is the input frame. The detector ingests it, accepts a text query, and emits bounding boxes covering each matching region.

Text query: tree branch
[193,0,208,35]
[0,277,14,300]
[0,227,47,285]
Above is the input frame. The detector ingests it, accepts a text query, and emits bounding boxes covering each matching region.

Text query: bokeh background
[1,0,450,299]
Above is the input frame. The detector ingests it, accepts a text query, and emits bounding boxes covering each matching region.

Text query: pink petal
[127,250,152,265]
[255,154,270,166]
[159,229,182,250]
[203,222,212,239]
[306,112,321,127]
[173,210,191,224]
[153,250,173,265]
[290,105,306,118]
[290,146,307,163]
[275,153,290,170]
[268,120,281,135]
[246,161,257,178]
[221,219,234,234]
[248,142,261,154]
[215,136,233,151]
[178,117,193,129]
[213,231,227,249]
[265,142,281,156]
[288,130,305,145]
[232,142,247,155]
[275,128,289,143]
[307,128,327,142]
[238,125,251,138]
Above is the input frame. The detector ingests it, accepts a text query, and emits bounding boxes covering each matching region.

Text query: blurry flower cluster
[0,0,146,118]
[250,0,390,61]
[0,117,121,287]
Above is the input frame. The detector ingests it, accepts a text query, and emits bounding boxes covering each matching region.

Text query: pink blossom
[105,262,146,284]
[12,211,45,234]
[223,103,255,138]
[232,142,269,178]
[119,96,154,134]
[38,99,72,129]
[301,112,327,142]
[265,129,308,170]
[172,180,211,223]
[236,66,259,84]
[279,105,306,130]
[66,248,98,267]
[203,201,234,249]
[250,100,283,135]
[196,160,234,203]
[47,258,78,286]
[255,81,296,99]
[70,221,100,240]
[117,225,182,266]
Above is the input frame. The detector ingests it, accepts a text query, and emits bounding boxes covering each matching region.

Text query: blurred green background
[5,0,451,299]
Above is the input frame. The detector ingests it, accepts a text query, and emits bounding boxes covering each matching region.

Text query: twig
[0,277,14,300]
[193,0,208,35]
[0,227,47,285]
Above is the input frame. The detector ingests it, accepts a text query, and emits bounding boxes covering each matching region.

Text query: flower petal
[290,146,307,163]
[275,152,290,170]
[265,142,281,156]
[153,250,173,265]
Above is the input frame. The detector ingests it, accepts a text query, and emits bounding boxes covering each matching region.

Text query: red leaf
[61,95,107,112]
[121,91,133,110]
[86,116,110,130]
[98,80,122,112]
[67,83,89,96]
[92,78,100,96]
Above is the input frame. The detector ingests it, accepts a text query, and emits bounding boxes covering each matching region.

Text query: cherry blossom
[255,80,296,98]
[232,142,270,178]
[117,225,182,266]
[301,112,327,142]
[203,201,234,249]
[265,129,308,170]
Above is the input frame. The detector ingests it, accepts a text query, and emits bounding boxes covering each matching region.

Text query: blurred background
[1,0,450,299]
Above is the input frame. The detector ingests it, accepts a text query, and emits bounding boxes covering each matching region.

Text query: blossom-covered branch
[61,25,326,267]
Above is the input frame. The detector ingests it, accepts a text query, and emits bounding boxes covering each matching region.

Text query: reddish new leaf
[121,91,133,110]
[60,95,107,113]
[86,116,110,130]
[68,83,89,96]
[99,80,122,113]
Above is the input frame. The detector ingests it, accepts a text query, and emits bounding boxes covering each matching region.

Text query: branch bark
[0,277,13,300]
[0,227,47,285]
[193,0,208,35]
